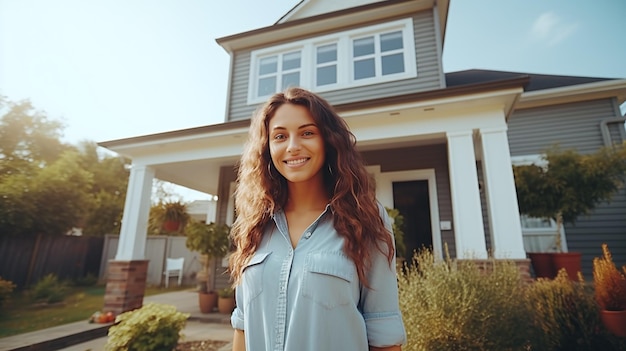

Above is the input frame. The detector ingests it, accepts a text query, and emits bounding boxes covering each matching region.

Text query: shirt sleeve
[360,204,407,348]
[231,285,245,330]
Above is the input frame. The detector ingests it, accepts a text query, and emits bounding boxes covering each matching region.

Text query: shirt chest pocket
[302,251,356,310]
[241,251,271,307]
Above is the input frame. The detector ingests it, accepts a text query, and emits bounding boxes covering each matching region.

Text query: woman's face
[268,103,326,186]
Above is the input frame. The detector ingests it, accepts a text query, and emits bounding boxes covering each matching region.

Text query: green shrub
[0,277,16,309]
[218,287,234,298]
[524,270,619,351]
[73,273,99,287]
[105,303,189,351]
[32,274,67,304]
[398,248,532,351]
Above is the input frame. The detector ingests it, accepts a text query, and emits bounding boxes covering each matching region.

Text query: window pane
[381,31,403,52]
[282,51,301,70]
[382,53,404,75]
[258,77,276,97]
[353,37,374,57]
[282,72,300,90]
[259,56,277,75]
[354,58,375,80]
[317,44,337,64]
[317,65,337,86]
[520,215,553,229]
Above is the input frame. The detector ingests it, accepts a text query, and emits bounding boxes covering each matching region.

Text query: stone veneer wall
[103,260,149,316]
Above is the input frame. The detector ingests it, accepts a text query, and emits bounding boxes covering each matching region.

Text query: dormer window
[248,18,416,104]
[257,51,302,97]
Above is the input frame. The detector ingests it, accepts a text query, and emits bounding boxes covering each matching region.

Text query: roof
[446,69,613,92]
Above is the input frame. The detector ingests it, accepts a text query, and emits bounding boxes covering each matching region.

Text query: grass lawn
[0,284,192,338]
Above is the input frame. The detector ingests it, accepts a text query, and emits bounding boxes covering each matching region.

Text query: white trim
[369,167,443,260]
[225,181,237,226]
[247,18,416,104]
[510,154,546,167]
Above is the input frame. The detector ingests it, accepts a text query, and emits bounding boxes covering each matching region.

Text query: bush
[73,273,99,287]
[105,303,189,351]
[31,274,68,304]
[0,277,16,309]
[218,287,234,298]
[398,248,532,351]
[524,270,619,350]
[593,243,626,311]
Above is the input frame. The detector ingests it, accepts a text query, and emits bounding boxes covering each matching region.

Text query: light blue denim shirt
[231,204,407,351]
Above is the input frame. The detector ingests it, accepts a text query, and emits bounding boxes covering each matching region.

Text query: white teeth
[286,158,307,165]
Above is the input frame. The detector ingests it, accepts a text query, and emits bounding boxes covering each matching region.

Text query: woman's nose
[287,136,301,153]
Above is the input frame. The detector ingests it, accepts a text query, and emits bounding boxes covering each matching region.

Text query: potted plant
[185,220,230,313]
[514,144,626,280]
[161,201,190,233]
[217,287,236,314]
[593,243,626,337]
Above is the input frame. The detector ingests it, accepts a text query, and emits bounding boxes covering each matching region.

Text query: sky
[1,0,625,199]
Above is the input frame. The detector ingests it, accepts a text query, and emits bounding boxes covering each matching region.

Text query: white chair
[163,257,184,288]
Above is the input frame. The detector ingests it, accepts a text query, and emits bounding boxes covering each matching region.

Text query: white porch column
[479,127,526,259]
[446,131,488,259]
[116,164,154,260]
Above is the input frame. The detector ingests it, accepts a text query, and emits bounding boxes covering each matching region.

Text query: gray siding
[227,10,443,121]
[508,98,626,277]
[363,144,456,257]
[508,99,617,156]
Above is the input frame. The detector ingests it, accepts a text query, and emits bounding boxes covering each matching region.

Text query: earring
[327,164,333,176]
[267,163,274,180]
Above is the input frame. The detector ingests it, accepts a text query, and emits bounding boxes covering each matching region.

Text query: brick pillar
[103,260,149,316]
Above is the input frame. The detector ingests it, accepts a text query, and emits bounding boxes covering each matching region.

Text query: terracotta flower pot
[218,296,236,314]
[528,252,556,279]
[198,291,217,313]
[528,252,582,281]
[600,310,626,337]
[552,252,582,281]
[163,220,181,232]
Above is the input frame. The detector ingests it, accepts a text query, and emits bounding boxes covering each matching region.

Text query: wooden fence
[0,234,230,291]
[0,234,104,289]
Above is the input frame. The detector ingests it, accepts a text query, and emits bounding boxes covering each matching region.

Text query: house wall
[507,98,626,277]
[226,10,443,121]
[362,143,456,257]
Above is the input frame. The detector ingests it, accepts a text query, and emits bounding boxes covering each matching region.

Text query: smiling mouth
[284,158,309,165]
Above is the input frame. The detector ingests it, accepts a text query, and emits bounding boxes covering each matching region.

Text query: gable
[278,0,385,24]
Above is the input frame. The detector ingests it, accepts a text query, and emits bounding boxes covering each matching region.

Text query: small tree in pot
[185,220,230,313]
[514,143,626,280]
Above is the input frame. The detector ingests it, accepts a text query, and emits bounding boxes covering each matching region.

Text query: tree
[0,96,69,178]
[0,97,130,237]
[74,142,130,236]
[0,150,93,236]
[513,143,626,251]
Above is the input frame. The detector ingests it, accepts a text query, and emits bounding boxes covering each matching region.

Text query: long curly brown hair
[229,87,394,286]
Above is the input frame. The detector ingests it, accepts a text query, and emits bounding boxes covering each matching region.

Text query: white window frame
[248,18,416,105]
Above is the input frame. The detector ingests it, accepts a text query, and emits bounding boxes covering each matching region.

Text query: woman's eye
[273,134,285,140]
[303,131,314,136]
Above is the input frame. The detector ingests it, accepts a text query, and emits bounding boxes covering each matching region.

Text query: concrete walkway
[0,290,234,351]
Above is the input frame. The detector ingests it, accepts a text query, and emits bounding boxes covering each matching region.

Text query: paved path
[0,290,234,351]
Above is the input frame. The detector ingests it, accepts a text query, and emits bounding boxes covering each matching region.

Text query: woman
[229,87,406,351]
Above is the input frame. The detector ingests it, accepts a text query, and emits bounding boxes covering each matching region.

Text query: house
[98,0,626,314]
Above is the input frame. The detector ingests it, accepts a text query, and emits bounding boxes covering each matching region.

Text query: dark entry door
[392,180,432,262]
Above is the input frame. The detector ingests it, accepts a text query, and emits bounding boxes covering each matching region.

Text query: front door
[393,180,432,262]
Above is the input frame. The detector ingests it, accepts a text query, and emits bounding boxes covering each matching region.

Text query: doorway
[393,180,432,263]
